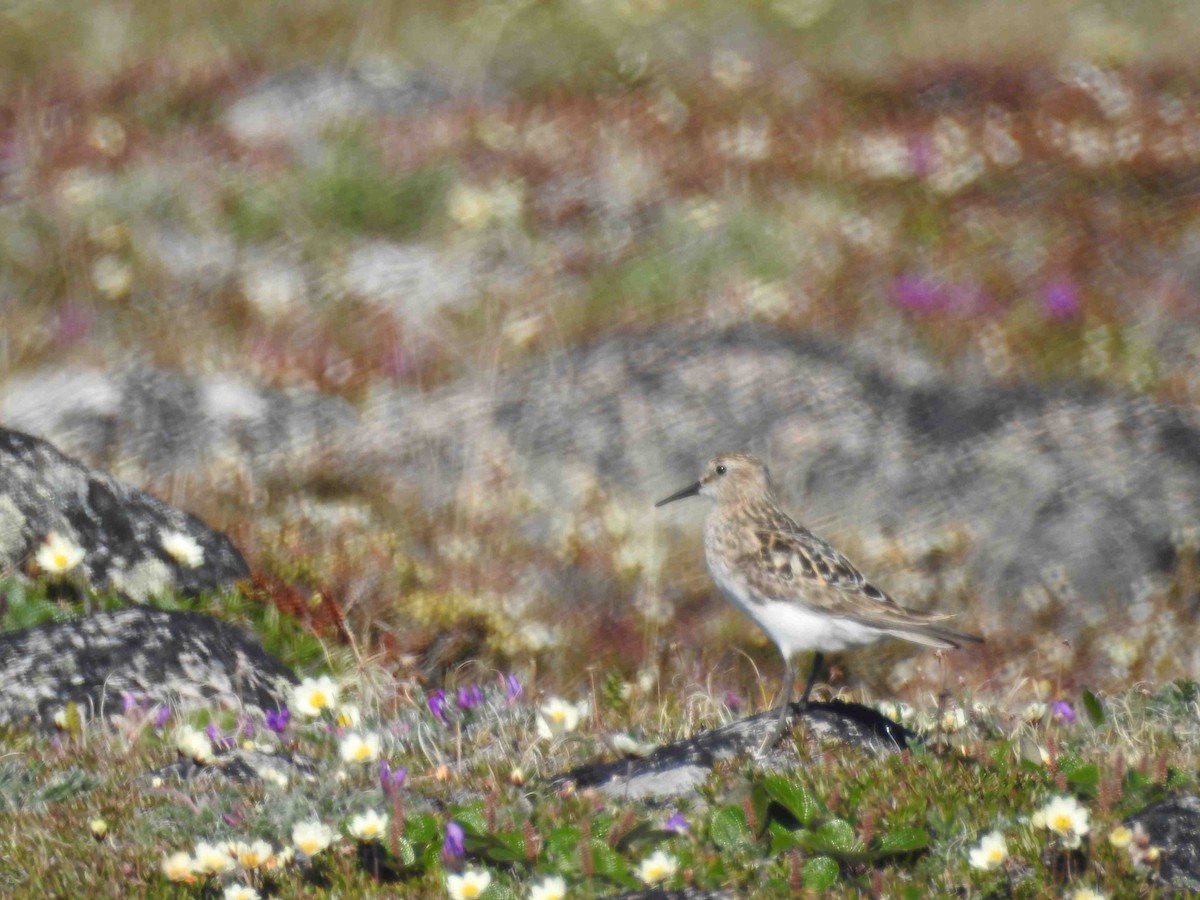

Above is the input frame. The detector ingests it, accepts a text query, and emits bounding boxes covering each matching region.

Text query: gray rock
[554,701,913,801]
[1127,794,1200,891]
[0,606,296,728]
[1,367,356,478]
[0,426,248,598]
[363,326,1200,625]
[143,747,317,787]
[223,66,451,148]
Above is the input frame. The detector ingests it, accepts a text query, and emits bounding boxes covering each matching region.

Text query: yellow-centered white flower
[192,840,236,876]
[348,809,389,842]
[36,531,84,574]
[968,830,1008,870]
[339,732,382,764]
[529,874,567,900]
[174,726,214,764]
[537,697,585,739]
[292,821,334,856]
[161,530,205,568]
[1034,795,1091,848]
[447,868,492,900]
[291,676,340,718]
[636,850,678,885]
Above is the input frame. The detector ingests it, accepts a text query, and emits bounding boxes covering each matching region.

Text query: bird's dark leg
[798,652,825,709]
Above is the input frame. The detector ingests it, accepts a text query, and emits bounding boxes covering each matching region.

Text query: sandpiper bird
[656,452,982,742]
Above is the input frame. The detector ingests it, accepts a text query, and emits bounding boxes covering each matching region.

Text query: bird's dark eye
[715,464,727,476]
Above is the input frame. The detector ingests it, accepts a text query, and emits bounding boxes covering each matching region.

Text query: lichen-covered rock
[1126,794,1200,891]
[0,426,247,598]
[555,700,913,801]
[0,606,296,728]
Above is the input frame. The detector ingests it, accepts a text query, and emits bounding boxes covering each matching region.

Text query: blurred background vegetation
[4,0,1200,704]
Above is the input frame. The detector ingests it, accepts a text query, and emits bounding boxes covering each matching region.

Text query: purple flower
[442,821,466,864]
[724,691,742,714]
[380,759,408,797]
[121,692,139,715]
[428,689,447,723]
[205,723,235,750]
[265,707,290,734]
[892,273,943,313]
[54,303,95,345]
[665,812,689,833]
[1043,279,1081,320]
[1051,700,1077,724]
[504,673,523,704]
[152,706,171,729]
[457,685,484,711]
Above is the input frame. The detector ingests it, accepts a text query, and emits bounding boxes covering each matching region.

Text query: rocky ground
[4,0,1200,896]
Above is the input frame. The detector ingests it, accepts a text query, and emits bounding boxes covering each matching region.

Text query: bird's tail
[884,621,985,650]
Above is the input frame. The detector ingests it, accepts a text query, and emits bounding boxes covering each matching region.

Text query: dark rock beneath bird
[555,700,913,801]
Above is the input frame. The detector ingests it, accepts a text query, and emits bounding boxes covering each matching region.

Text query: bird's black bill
[654,481,702,507]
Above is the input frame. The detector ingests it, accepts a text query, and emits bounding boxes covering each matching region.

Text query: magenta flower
[1043,279,1081,320]
[428,689,447,723]
[380,759,408,797]
[457,685,484,711]
[265,707,290,734]
[442,821,466,864]
[504,673,523,703]
[1051,700,1077,724]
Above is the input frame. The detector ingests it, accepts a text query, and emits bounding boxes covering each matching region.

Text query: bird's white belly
[709,559,884,657]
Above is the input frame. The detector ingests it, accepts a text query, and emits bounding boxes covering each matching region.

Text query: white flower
[1022,702,1048,723]
[529,875,567,900]
[447,868,492,899]
[231,839,273,869]
[36,531,84,574]
[91,253,133,299]
[292,821,334,856]
[537,697,584,739]
[192,840,236,876]
[291,676,340,718]
[636,850,678,885]
[223,884,260,900]
[161,530,204,568]
[339,732,381,764]
[336,703,362,728]
[1109,825,1133,849]
[941,707,967,732]
[347,809,389,842]
[161,851,197,882]
[968,830,1008,870]
[261,767,289,789]
[1035,795,1091,848]
[174,726,213,764]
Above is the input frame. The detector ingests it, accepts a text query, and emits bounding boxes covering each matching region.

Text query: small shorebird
[656,452,982,743]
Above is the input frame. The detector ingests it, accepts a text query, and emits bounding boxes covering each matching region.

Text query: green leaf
[481,883,518,900]
[759,775,824,825]
[546,826,582,858]
[875,826,929,855]
[589,840,632,882]
[809,819,857,854]
[1082,688,1105,726]
[406,813,438,844]
[803,856,839,890]
[452,804,488,835]
[394,837,416,867]
[709,806,754,852]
